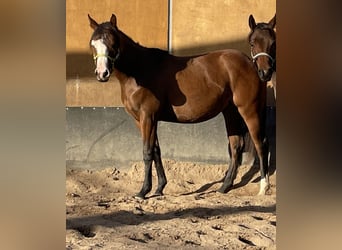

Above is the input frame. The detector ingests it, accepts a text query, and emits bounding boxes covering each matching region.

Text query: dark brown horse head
[88,14,120,82]
[248,14,276,82]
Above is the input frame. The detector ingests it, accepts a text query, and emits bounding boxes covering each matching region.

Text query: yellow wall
[172,0,276,55]
[66,0,168,52]
[66,0,168,107]
[66,0,276,107]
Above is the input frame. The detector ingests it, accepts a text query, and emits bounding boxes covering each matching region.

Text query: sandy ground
[66,160,276,249]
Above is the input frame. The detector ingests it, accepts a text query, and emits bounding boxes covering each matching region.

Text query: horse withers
[88,14,269,199]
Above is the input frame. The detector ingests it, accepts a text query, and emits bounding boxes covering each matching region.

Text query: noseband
[251,51,275,69]
[93,49,120,66]
[93,54,114,62]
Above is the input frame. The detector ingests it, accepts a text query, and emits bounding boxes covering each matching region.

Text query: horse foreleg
[135,114,156,199]
[153,136,167,196]
[241,110,270,195]
[218,105,245,193]
[218,135,244,193]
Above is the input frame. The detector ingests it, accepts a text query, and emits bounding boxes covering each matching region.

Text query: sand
[66,160,276,249]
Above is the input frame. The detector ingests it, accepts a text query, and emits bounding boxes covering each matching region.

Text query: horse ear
[110,14,117,28]
[88,14,99,30]
[269,14,276,29]
[248,15,256,30]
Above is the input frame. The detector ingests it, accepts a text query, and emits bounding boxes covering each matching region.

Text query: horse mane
[116,28,169,57]
[113,26,170,82]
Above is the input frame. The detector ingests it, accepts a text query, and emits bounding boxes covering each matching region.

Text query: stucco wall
[66,0,168,52]
[171,0,276,55]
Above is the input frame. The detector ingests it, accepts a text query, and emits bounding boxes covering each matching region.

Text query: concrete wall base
[66,107,255,170]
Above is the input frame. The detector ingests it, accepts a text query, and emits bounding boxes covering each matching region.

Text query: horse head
[248,14,276,82]
[88,14,120,82]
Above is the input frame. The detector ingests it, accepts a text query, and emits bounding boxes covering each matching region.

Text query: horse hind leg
[152,136,167,196]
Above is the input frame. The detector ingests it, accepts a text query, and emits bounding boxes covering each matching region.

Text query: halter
[251,51,275,71]
[251,51,275,67]
[93,49,120,64]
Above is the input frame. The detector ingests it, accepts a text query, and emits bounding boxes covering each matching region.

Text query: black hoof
[217,185,232,194]
[153,190,164,197]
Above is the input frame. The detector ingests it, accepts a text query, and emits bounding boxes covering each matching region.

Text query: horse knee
[153,145,161,157]
[143,148,153,162]
[229,136,244,156]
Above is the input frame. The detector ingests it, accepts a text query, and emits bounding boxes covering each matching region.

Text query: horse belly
[172,107,221,123]
[170,88,229,123]
[170,66,229,122]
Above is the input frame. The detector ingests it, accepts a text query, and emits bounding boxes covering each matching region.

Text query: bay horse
[248,14,276,98]
[248,14,276,170]
[88,14,269,199]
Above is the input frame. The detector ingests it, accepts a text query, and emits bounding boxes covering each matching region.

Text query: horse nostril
[103,69,109,78]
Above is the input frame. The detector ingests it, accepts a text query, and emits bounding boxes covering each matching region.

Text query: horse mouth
[97,76,110,82]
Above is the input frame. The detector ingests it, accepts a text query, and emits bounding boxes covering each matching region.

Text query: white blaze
[91,39,108,74]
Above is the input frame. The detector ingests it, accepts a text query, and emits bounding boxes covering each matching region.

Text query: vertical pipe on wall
[167,0,173,53]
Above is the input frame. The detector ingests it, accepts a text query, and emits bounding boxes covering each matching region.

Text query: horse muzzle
[258,68,273,82]
[95,69,110,82]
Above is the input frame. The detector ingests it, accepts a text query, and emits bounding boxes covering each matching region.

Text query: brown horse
[88,14,269,199]
[248,14,276,173]
[248,14,276,98]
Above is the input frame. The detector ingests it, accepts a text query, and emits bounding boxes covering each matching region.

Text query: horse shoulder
[118,77,140,118]
[218,50,261,106]
[120,78,160,121]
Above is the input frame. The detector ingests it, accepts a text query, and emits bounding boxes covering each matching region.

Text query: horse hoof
[217,188,229,194]
[257,185,271,195]
[217,185,232,194]
[133,193,146,200]
[153,191,164,197]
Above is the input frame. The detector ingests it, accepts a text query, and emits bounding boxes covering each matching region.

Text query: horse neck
[115,30,150,78]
